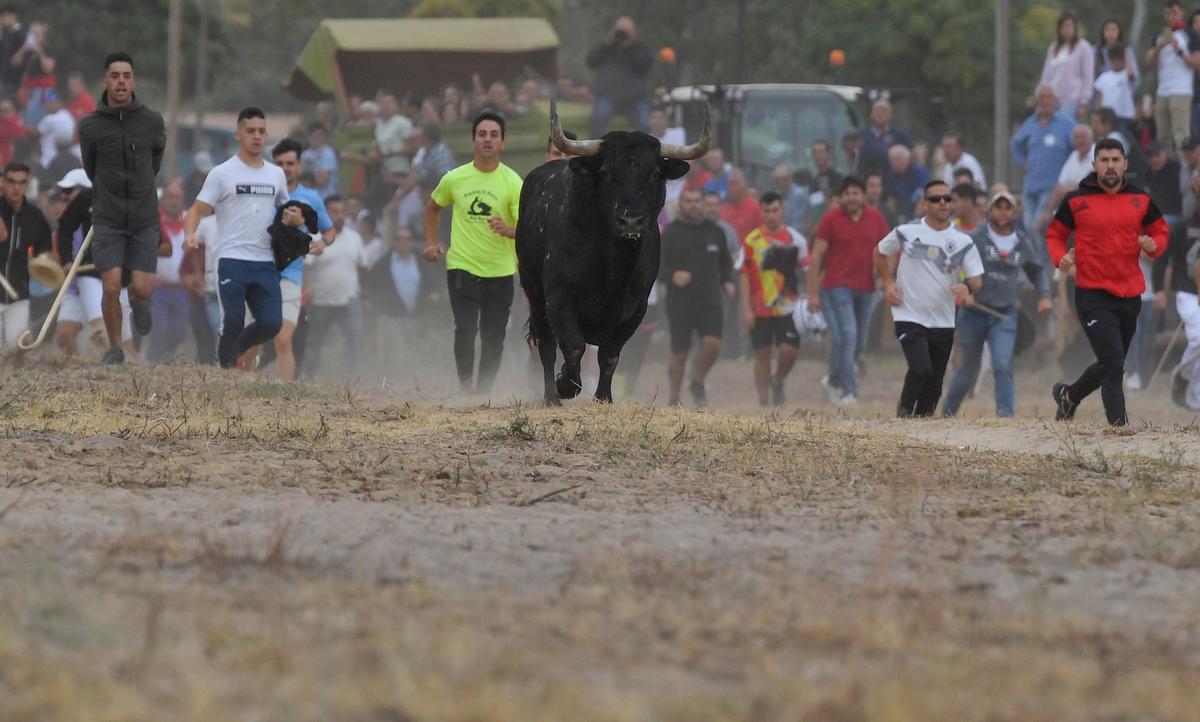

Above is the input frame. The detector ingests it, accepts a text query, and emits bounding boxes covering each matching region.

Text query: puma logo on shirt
[235,184,276,196]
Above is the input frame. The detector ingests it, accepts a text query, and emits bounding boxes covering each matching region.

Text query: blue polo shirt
[1010,111,1076,194]
[281,184,333,285]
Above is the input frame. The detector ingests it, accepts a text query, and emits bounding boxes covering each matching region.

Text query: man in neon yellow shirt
[424,111,523,393]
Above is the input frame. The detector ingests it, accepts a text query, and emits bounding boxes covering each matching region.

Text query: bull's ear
[659,158,690,180]
[568,156,601,176]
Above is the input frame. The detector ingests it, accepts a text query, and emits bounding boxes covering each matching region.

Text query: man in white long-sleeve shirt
[302,195,370,379]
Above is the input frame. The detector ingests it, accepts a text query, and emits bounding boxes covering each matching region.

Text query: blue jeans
[589,95,651,137]
[942,305,1018,417]
[820,286,875,397]
[146,285,191,363]
[1022,187,1053,269]
[216,258,283,369]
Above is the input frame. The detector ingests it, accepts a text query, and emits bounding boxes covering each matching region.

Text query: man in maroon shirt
[720,169,762,243]
[806,176,891,404]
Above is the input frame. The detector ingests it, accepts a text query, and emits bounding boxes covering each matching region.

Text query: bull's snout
[617,212,646,241]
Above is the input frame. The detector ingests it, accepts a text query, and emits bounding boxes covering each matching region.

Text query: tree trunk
[163,0,182,182]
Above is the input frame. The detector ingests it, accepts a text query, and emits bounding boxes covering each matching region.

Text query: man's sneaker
[1052,382,1077,421]
[770,378,785,406]
[837,393,859,406]
[131,298,152,337]
[688,379,708,408]
[1171,371,1188,408]
[100,347,125,365]
[1124,372,1142,392]
[820,375,842,404]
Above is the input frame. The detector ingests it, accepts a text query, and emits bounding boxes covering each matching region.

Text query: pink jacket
[1040,40,1096,110]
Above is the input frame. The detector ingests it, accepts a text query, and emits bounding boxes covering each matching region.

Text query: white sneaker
[837,393,859,406]
[1124,372,1142,392]
[820,375,843,404]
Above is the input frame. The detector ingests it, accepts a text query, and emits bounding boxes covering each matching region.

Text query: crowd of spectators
[7,7,1200,414]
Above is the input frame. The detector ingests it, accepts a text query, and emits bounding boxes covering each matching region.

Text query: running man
[424,111,522,394]
[941,191,1053,417]
[738,191,808,406]
[1048,137,1169,427]
[79,52,166,364]
[806,176,890,405]
[660,187,734,406]
[261,138,333,379]
[182,107,309,370]
[875,180,984,418]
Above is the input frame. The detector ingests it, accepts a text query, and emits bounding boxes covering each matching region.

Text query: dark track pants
[447,269,514,393]
[1066,287,1141,426]
[895,321,955,418]
[216,258,283,369]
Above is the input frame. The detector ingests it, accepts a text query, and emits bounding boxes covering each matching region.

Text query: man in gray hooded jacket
[79,51,166,365]
[942,191,1053,417]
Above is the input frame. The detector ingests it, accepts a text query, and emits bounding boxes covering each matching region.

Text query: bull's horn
[660,104,711,160]
[550,99,601,157]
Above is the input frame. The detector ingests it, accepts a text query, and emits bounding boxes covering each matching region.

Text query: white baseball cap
[55,167,92,190]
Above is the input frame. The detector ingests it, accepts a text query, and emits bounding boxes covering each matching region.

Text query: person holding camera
[1146,0,1200,157]
[585,16,654,137]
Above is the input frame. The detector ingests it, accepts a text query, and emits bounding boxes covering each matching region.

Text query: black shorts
[91,224,160,274]
[666,303,723,352]
[750,315,800,350]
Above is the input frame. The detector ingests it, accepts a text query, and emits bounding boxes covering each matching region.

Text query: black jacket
[363,251,423,317]
[0,196,52,302]
[79,92,165,232]
[1153,211,1200,296]
[585,39,653,104]
[57,189,97,279]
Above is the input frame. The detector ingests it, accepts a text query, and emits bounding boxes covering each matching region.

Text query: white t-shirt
[877,218,984,328]
[157,221,186,285]
[940,152,987,187]
[988,227,1019,254]
[1157,29,1194,97]
[304,226,366,306]
[195,155,289,264]
[1057,148,1094,188]
[1094,70,1136,119]
[37,109,75,168]
[376,114,413,175]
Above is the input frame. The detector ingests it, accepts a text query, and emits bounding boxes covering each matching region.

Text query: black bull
[516,105,710,405]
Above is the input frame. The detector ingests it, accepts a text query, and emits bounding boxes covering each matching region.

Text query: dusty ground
[1,353,1198,722]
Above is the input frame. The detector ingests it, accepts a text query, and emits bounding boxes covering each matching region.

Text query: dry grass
[0,362,1198,721]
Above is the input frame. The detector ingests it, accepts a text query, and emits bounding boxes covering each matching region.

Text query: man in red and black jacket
[1046,137,1170,427]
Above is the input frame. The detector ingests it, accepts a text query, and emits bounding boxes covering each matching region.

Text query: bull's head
[550,100,710,242]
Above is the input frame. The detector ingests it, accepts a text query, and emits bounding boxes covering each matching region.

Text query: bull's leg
[547,294,586,400]
[593,301,648,404]
[538,337,561,406]
[594,344,623,403]
[525,296,562,407]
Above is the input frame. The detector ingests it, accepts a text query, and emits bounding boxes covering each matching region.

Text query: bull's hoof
[544,393,563,407]
[556,374,582,399]
[593,391,614,404]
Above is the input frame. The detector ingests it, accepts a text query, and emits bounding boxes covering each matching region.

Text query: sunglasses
[925,194,954,204]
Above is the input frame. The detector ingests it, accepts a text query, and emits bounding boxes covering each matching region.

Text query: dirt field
[1,354,1198,722]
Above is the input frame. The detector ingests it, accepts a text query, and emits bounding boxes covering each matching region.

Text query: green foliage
[411,0,561,22]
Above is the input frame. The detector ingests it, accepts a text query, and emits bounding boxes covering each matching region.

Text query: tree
[411,0,561,22]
